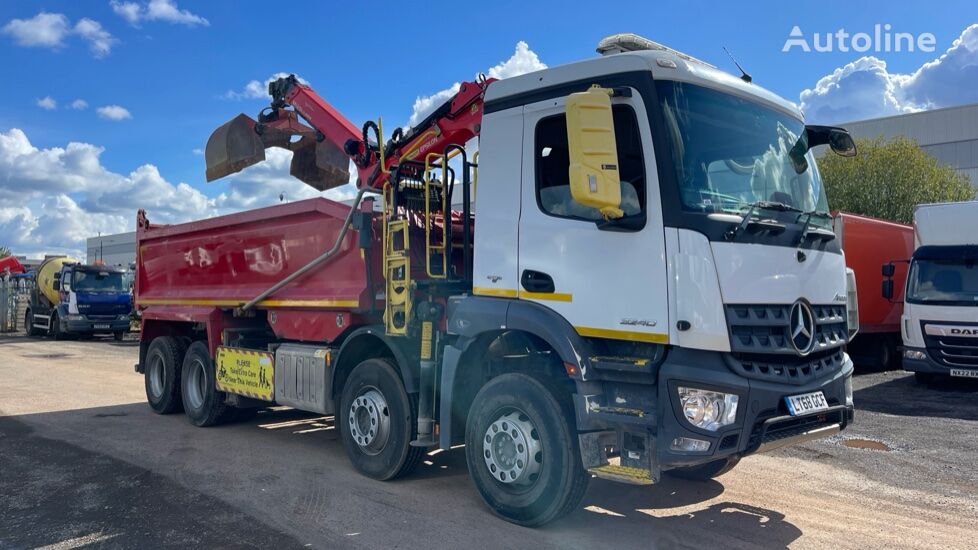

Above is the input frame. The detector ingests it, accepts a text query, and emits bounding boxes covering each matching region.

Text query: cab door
[517,89,669,344]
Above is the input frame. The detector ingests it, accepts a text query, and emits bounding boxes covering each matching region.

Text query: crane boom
[205,74,495,192]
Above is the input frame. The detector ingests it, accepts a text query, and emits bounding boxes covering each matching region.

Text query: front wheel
[339,358,424,481]
[667,456,741,481]
[50,312,63,340]
[25,311,39,337]
[465,373,588,527]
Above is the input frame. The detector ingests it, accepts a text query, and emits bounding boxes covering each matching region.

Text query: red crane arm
[261,75,495,190]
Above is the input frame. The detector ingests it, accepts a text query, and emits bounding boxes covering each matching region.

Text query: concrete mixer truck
[25,258,133,340]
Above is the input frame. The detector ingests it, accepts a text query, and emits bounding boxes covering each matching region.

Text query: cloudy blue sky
[2,1,977,258]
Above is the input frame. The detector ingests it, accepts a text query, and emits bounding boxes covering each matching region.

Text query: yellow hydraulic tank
[36,257,77,305]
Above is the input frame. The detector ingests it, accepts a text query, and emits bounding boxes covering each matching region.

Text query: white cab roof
[484,48,803,120]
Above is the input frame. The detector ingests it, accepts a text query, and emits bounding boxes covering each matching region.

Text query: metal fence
[0,278,33,333]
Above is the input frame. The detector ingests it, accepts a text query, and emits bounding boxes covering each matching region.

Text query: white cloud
[407,41,546,127]
[0,128,217,257]
[1,12,69,48]
[111,0,209,27]
[192,148,203,155]
[0,128,358,259]
[96,105,132,121]
[36,96,57,110]
[224,73,308,100]
[800,24,978,123]
[1,12,116,57]
[74,18,117,58]
[70,99,89,110]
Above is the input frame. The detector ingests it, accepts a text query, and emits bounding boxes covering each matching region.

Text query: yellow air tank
[36,257,77,305]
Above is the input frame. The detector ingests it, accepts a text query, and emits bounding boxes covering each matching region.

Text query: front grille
[726,304,848,355]
[923,329,978,368]
[87,314,120,321]
[728,349,845,385]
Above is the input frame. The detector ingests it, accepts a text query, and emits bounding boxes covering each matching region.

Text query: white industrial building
[841,103,978,185]
[86,231,137,267]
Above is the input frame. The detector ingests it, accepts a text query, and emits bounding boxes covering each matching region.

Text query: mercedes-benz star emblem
[789,300,816,356]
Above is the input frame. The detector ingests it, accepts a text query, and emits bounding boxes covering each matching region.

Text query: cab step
[587,463,654,485]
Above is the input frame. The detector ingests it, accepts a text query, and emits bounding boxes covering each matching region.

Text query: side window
[535,104,646,221]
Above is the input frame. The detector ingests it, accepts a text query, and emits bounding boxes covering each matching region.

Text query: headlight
[67,314,84,321]
[904,349,927,361]
[677,387,739,431]
[119,314,130,320]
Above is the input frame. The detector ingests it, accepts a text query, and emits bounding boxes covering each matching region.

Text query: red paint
[0,256,25,275]
[835,213,914,333]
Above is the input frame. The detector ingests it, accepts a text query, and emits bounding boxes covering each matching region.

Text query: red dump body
[834,212,913,333]
[136,197,381,344]
[0,256,25,275]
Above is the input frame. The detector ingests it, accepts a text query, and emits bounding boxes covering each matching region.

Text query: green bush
[819,136,975,224]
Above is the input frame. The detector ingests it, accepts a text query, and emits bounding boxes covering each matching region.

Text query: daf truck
[26,258,133,340]
[887,201,978,383]
[136,34,859,526]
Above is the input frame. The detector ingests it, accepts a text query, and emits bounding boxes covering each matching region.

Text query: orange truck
[834,213,914,368]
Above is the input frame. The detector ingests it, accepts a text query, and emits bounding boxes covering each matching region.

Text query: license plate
[950,369,978,379]
[785,391,829,416]
[94,324,110,329]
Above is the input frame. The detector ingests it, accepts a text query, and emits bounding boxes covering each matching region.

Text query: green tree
[819,136,975,224]
[0,246,10,259]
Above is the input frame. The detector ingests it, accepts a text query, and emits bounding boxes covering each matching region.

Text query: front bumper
[64,319,130,333]
[575,347,853,483]
[902,346,978,377]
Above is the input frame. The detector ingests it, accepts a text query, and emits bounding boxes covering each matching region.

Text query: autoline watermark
[783,24,936,53]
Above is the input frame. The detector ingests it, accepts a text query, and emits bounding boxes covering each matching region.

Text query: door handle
[521,270,555,294]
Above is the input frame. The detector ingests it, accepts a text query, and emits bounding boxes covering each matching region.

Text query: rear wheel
[465,373,588,527]
[113,331,126,341]
[145,336,187,414]
[339,358,424,480]
[667,456,741,481]
[181,341,232,427]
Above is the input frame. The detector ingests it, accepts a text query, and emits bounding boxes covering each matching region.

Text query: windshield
[907,259,978,305]
[656,81,829,225]
[72,270,127,292]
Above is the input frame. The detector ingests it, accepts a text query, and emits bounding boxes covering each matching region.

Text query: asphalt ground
[1,334,976,549]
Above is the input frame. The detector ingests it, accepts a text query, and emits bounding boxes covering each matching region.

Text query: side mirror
[828,128,857,157]
[882,263,895,277]
[565,85,623,220]
[805,125,857,157]
[52,280,61,291]
[882,279,894,300]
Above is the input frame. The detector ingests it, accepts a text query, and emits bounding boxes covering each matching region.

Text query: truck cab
[896,201,978,382]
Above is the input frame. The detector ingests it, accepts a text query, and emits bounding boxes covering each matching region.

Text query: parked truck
[136,34,859,526]
[26,257,133,340]
[887,201,978,383]
[835,213,914,368]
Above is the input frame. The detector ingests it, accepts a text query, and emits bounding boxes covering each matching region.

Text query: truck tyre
[145,336,187,414]
[181,341,230,427]
[50,312,63,340]
[339,358,424,481]
[464,373,589,527]
[25,311,40,337]
[667,456,741,481]
[113,331,126,342]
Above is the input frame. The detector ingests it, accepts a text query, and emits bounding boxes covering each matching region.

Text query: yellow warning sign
[215,346,274,401]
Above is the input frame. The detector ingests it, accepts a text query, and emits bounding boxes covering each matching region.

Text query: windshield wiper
[796,210,835,245]
[725,201,795,240]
